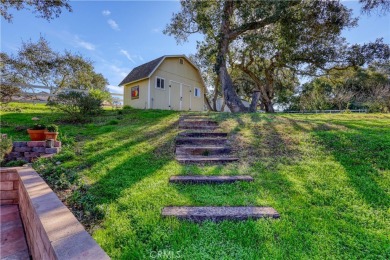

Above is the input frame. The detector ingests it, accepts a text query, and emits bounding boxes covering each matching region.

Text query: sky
[1,1,389,94]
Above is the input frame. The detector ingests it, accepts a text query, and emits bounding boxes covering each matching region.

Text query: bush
[89,89,112,103]
[0,84,21,105]
[48,90,105,121]
[5,160,26,167]
[47,124,59,132]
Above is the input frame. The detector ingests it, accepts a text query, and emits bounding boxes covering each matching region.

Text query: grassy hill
[1,103,389,259]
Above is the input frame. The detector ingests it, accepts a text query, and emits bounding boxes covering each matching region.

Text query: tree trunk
[204,94,213,111]
[263,99,275,113]
[249,90,261,112]
[221,98,226,112]
[216,1,248,113]
[212,76,219,111]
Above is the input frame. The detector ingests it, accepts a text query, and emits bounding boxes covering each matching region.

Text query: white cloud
[74,36,95,51]
[152,28,160,33]
[102,10,111,16]
[120,49,136,64]
[108,19,120,31]
[110,65,130,78]
[107,84,122,94]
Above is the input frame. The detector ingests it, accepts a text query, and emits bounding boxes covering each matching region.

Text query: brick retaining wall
[0,169,19,204]
[0,167,110,259]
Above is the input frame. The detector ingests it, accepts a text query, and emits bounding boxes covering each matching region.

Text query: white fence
[11,84,123,106]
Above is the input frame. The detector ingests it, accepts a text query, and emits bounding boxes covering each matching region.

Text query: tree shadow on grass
[285,117,389,209]
[64,115,180,231]
[314,128,390,209]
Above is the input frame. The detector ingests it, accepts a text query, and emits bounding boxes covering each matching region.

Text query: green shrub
[89,89,112,103]
[47,124,59,132]
[47,90,105,121]
[5,159,26,167]
[123,105,132,110]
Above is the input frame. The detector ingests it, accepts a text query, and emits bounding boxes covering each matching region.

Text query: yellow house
[119,55,206,111]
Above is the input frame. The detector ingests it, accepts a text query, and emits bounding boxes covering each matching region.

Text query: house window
[156,77,165,89]
[194,87,201,97]
[179,58,184,64]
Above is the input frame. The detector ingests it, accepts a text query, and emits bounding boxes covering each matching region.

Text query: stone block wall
[0,169,19,204]
[6,141,61,162]
[0,167,110,259]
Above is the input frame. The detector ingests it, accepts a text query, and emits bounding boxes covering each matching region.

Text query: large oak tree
[165,0,390,112]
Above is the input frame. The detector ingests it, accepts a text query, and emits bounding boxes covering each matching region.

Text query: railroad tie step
[179,125,219,130]
[176,156,239,164]
[162,206,280,222]
[178,132,228,138]
[176,146,231,156]
[169,175,253,184]
[176,137,227,146]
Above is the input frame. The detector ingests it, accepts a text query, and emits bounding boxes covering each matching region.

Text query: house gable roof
[118,56,164,86]
[118,55,204,87]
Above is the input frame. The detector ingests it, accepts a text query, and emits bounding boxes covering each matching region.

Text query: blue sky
[1,1,389,94]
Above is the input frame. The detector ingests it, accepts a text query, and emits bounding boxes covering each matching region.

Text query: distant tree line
[287,64,390,112]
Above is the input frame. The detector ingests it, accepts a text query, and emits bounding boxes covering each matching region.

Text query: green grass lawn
[1,103,389,259]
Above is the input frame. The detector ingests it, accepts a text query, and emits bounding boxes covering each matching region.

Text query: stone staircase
[162,114,280,222]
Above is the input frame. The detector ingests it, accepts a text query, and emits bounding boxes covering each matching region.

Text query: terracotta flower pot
[27,129,46,141]
[44,132,59,140]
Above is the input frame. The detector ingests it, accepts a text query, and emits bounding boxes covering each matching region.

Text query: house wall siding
[123,79,149,109]
[149,57,205,111]
[123,57,206,111]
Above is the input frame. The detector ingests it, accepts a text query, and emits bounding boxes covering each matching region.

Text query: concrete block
[27,141,46,147]
[0,172,19,181]
[32,147,46,153]
[45,148,60,154]
[14,147,32,152]
[0,190,18,200]
[13,141,27,147]
[24,152,39,158]
[0,181,14,190]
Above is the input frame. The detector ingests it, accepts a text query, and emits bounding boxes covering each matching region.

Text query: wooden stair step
[176,137,227,146]
[176,146,232,156]
[176,156,239,163]
[162,206,280,222]
[178,132,228,138]
[179,122,218,127]
[169,175,253,184]
[179,125,219,130]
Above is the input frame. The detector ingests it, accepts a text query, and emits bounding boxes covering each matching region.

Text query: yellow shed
[119,55,206,111]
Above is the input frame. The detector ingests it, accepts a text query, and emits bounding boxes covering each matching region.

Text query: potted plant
[44,124,59,140]
[27,124,47,141]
